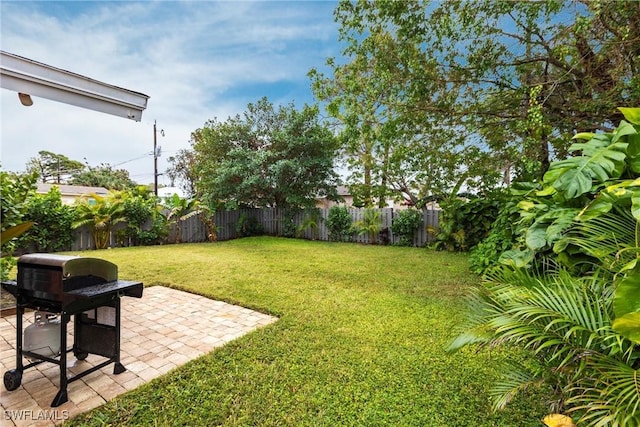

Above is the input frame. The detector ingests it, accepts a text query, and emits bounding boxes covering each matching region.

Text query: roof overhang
[0,50,149,121]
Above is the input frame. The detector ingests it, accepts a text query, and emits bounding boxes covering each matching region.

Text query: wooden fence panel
[68,206,441,250]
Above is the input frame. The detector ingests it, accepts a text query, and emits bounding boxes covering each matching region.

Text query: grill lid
[18,254,118,282]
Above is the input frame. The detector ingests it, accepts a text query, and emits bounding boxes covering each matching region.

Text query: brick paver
[0,286,277,426]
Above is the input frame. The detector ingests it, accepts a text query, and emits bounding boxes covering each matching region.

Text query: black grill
[2,253,143,407]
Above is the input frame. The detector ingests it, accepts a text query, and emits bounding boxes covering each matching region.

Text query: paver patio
[0,286,277,427]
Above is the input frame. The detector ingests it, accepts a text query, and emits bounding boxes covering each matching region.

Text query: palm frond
[566,210,639,274]
[567,355,640,427]
[490,362,545,411]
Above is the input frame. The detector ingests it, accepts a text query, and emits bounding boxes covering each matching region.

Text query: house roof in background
[36,183,109,197]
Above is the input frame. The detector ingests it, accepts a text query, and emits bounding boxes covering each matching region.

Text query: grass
[66,237,548,426]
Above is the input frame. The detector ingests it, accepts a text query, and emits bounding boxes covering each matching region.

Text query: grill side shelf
[1,280,18,298]
[65,280,143,299]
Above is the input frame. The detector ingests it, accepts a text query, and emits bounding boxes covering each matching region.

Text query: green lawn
[67,237,547,426]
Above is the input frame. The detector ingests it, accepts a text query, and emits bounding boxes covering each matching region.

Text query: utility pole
[153,120,164,196]
[153,120,158,196]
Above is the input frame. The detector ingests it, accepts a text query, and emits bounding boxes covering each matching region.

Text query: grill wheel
[3,369,22,391]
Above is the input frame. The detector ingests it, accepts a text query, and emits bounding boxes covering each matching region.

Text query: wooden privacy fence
[71,207,441,250]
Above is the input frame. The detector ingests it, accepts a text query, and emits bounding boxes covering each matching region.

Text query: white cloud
[0,1,340,185]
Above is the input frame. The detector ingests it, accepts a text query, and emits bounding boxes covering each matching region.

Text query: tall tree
[310,0,640,203]
[166,149,198,197]
[25,151,85,184]
[191,97,340,209]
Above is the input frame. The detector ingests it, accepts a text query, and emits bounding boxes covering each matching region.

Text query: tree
[25,151,84,183]
[191,97,340,209]
[166,149,198,197]
[310,1,640,203]
[72,192,126,249]
[70,163,137,190]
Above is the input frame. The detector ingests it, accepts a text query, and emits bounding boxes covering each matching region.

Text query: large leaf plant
[452,108,640,426]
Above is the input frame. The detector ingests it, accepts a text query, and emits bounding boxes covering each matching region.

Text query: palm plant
[452,108,640,426]
[73,192,126,249]
[450,264,640,425]
[296,208,322,240]
[165,195,203,243]
[354,208,382,244]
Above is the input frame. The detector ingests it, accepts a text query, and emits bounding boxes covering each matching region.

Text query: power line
[113,153,151,167]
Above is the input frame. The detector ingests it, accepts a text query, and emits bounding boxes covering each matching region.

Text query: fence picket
[67,207,440,251]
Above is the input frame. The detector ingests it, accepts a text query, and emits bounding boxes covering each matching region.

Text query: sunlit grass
[66,237,547,426]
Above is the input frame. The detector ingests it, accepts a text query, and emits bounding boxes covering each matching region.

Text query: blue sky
[0,1,341,185]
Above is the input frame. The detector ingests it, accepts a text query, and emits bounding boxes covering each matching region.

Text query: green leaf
[611,120,637,143]
[498,248,534,268]
[551,168,593,198]
[618,107,640,126]
[572,132,596,141]
[526,224,547,250]
[613,270,640,343]
[632,190,640,220]
[579,195,613,220]
[1,222,34,245]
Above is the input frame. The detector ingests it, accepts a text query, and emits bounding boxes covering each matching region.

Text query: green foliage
[1,171,37,279]
[296,208,322,240]
[354,208,382,244]
[468,189,528,273]
[72,192,126,249]
[455,108,640,425]
[164,194,204,243]
[280,209,298,238]
[120,190,166,246]
[390,208,422,246]
[311,1,640,206]
[16,187,78,252]
[191,97,339,209]
[70,163,137,190]
[326,206,353,242]
[499,108,640,272]
[450,266,640,425]
[235,213,263,238]
[26,150,84,183]
[434,194,503,252]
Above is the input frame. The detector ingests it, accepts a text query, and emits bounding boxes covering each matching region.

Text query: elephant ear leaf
[613,269,640,344]
[544,131,627,199]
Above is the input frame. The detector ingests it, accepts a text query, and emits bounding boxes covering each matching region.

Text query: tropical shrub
[354,208,381,244]
[452,108,640,426]
[73,192,126,249]
[120,193,157,246]
[326,206,353,241]
[433,193,504,252]
[390,208,422,246]
[236,212,263,238]
[165,195,204,243]
[468,188,528,273]
[17,187,77,253]
[0,171,36,279]
[296,208,322,240]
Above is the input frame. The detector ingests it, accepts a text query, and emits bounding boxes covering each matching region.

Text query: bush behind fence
[70,207,440,251]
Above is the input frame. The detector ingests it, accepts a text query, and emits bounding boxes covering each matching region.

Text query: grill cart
[2,254,143,407]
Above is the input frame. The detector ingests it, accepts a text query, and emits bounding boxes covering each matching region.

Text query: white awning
[0,50,149,121]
